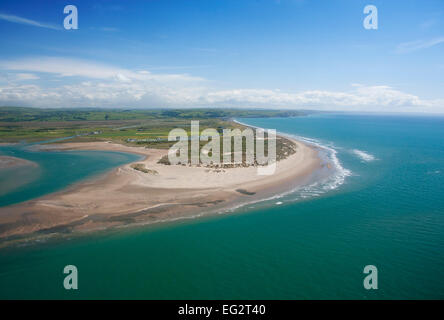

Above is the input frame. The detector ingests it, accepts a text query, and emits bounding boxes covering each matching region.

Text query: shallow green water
[1,114,443,299]
[0,144,142,207]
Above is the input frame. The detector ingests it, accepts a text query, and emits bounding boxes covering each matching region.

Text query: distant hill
[0,106,314,122]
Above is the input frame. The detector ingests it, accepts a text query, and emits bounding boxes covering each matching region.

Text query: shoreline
[0,135,326,247]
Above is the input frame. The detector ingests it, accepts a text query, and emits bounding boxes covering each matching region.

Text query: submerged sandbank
[0,156,37,169]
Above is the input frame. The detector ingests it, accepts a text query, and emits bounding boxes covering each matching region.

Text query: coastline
[0,135,325,246]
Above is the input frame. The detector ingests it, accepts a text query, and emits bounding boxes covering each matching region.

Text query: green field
[0,107,309,163]
[0,107,309,122]
[0,107,309,144]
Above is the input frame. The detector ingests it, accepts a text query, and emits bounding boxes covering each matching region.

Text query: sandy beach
[0,138,323,243]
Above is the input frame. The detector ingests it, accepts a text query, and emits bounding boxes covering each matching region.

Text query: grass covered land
[0,107,309,122]
[0,107,308,143]
[0,107,309,164]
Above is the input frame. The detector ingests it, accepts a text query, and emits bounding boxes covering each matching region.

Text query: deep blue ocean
[0,113,443,299]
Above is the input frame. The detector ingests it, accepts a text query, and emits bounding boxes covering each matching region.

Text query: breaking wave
[221,119,352,211]
[352,149,377,162]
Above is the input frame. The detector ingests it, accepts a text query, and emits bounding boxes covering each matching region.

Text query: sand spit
[0,138,323,244]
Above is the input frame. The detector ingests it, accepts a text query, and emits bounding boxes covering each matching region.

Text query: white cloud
[0,57,442,112]
[0,57,204,83]
[0,72,40,82]
[0,13,61,30]
[14,73,40,81]
[202,85,441,111]
[1,81,442,112]
[396,37,444,53]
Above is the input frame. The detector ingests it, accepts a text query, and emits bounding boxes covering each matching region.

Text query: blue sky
[0,0,443,112]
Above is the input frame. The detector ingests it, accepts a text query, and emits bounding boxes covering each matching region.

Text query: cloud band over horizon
[0,56,443,112]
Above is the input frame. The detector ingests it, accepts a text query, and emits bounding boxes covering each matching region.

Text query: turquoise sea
[0,113,444,299]
[0,143,142,207]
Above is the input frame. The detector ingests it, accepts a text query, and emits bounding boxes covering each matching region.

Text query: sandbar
[0,137,325,244]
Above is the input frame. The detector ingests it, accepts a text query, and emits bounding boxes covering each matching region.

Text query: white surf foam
[284,133,352,191]
[214,120,353,214]
[351,149,377,162]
